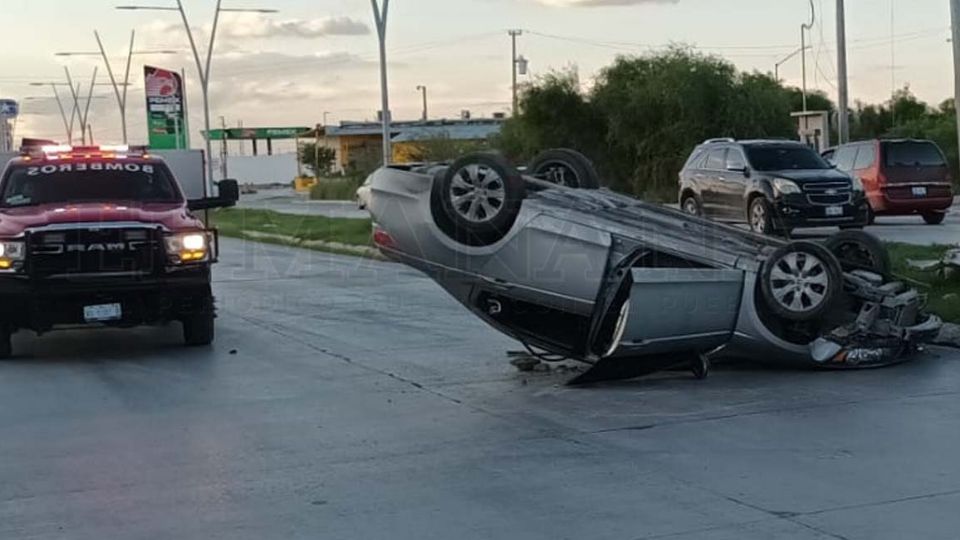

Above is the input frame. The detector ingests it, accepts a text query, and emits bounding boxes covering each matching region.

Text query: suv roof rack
[702,138,735,144]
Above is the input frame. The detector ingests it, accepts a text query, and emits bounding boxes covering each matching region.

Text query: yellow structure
[294,176,318,193]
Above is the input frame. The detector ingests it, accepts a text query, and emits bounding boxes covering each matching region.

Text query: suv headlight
[164,232,210,264]
[773,178,802,196]
[0,241,25,271]
[850,176,864,192]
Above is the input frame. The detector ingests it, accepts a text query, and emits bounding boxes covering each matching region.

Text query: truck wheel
[922,212,946,225]
[183,313,215,346]
[528,148,601,189]
[761,241,842,322]
[823,230,890,276]
[438,152,525,245]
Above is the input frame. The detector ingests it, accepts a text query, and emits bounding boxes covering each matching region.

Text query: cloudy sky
[1,0,953,149]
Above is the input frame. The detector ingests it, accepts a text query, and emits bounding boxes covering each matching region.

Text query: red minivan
[823,139,954,224]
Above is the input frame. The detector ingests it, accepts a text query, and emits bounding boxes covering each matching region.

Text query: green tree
[299,142,337,177]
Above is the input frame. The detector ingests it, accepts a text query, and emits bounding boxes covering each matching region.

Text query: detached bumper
[0,268,213,332]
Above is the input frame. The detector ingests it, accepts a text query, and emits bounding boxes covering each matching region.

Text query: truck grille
[803,181,852,206]
[27,227,163,277]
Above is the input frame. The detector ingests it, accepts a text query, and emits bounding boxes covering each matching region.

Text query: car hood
[0,201,203,238]
[768,169,851,184]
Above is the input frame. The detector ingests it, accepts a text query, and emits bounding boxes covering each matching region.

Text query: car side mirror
[187,179,240,211]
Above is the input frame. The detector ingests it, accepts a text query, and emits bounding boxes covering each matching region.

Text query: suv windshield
[745,145,831,171]
[884,141,947,167]
[0,161,181,208]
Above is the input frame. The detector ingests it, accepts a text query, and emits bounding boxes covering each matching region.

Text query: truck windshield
[884,141,947,167]
[0,161,181,208]
[745,146,831,171]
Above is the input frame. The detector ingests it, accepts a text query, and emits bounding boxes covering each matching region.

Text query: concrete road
[3,239,960,539]
[239,188,369,219]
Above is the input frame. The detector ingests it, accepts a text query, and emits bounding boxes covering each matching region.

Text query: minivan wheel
[922,212,947,225]
[439,152,526,245]
[761,241,843,322]
[749,197,774,235]
[681,195,701,217]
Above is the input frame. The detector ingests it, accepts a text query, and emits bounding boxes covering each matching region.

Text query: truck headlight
[773,178,802,196]
[164,232,209,263]
[0,241,25,271]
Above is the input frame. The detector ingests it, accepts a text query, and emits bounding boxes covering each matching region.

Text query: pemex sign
[144,66,188,150]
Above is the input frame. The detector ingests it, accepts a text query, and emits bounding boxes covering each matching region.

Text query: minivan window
[834,146,858,171]
[853,144,876,170]
[884,141,947,167]
[705,149,726,170]
[745,145,831,172]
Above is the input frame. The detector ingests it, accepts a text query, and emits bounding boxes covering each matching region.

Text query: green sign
[144,66,188,150]
[203,127,312,141]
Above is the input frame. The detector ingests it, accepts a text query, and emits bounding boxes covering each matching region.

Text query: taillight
[372,226,396,249]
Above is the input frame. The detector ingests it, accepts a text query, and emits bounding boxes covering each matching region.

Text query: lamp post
[416,85,428,121]
[30,79,114,145]
[800,0,815,113]
[774,45,811,83]
[508,29,523,115]
[371,0,391,166]
[117,2,277,192]
[57,35,177,145]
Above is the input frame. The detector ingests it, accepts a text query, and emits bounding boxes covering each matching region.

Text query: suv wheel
[681,195,701,217]
[183,313,215,346]
[922,212,946,225]
[749,197,774,235]
[761,241,842,322]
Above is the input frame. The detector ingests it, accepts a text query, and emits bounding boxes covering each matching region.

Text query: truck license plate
[912,186,927,197]
[826,206,843,217]
[84,303,122,322]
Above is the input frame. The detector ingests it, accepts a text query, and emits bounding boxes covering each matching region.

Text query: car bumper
[772,196,871,229]
[0,268,213,332]
[872,191,953,215]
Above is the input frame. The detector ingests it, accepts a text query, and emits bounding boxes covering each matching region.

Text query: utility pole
[836,0,850,144]
[951,0,960,161]
[416,85,428,121]
[509,29,522,115]
[371,0,391,166]
[219,115,228,180]
[801,0,815,113]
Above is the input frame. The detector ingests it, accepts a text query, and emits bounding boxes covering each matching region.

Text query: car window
[726,149,746,170]
[744,145,831,171]
[853,144,876,169]
[834,146,858,172]
[684,148,706,170]
[704,149,726,170]
[883,141,947,167]
[0,161,181,208]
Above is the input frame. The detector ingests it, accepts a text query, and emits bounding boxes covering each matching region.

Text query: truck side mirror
[217,179,239,203]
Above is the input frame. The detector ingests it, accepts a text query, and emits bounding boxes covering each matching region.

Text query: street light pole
[774,46,810,82]
[416,85,428,121]
[116,2,277,192]
[836,0,850,144]
[801,0,815,113]
[371,0,391,166]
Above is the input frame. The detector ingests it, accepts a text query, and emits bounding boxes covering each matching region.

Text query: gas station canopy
[201,126,312,155]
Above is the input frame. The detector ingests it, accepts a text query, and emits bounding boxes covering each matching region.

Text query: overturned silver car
[368,150,942,383]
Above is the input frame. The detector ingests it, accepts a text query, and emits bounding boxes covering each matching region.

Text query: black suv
[678,139,870,235]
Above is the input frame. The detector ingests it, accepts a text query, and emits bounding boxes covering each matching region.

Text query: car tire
[0,327,11,359]
[681,194,702,217]
[761,241,843,322]
[922,212,946,225]
[748,197,776,236]
[823,230,891,276]
[183,312,215,347]
[438,152,526,245]
[527,148,601,189]
[866,205,876,225]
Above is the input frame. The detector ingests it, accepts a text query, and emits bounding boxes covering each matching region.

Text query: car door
[850,142,877,195]
[717,147,749,221]
[699,148,728,218]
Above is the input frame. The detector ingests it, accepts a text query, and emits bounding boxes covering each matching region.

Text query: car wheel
[866,205,876,225]
[681,195,702,217]
[823,230,891,276]
[438,152,526,245]
[183,312,215,347]
[761,241,843,322]
[922,212,946,225]
[748,197,774,235]
[528,148,601,189]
